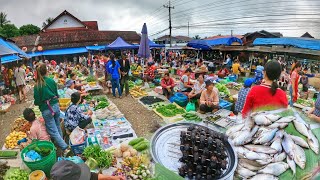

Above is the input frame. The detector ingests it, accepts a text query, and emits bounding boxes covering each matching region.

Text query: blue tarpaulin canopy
[6,41,30,58]
[86,45,106,51]
[187,40,211,50]
[1,54,21,64]
[148,39,165,48]
[253,37,320,51]
[0,39,18,56]
[27,51,43,57]
[106,37,138,50]
[207,37,243,46]
[41,47,88,56]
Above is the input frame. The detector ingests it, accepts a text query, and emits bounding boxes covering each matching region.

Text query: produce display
[178,125,228,179]
[128,81,135,89]
[94,103,124,120]
[94,100,110,110]
[5,131,27,149]
[32,106,41,118]
[86,75,96,82]
[130,86,148,98]
[83,145,114,169]
[3,168,29,180]
[182,113,202,122]
[228,111,319,179]
[215,83,231,97]
[206,115,222,122]
[0,161,10,179]
[113,143,138,158]
[140,96,164,105]
[11,118,31,133]
[296,98,314,107]
[156,104,185,117]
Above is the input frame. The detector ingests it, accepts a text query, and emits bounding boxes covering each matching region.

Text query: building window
[64,19,68,24]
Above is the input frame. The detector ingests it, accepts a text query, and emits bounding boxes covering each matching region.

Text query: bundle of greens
[215,83,231,96]
[156,104,185,117]
[86,75,96,82]
[83,145,113,168]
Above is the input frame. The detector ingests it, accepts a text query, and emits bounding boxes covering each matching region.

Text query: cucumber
[129,137,145,146]
[134,142,149,152]
[133,140,148,149]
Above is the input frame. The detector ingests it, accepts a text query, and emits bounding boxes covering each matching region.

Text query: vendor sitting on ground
[188,74,206,100]
[161,73,175,99]
[217,65,230,78]
[143,62,155,82]
[51,160,124,180]
[70,73,84,90]
[234,78,254,114]
[23,108,50,141]
[64,92,92,132]
[65,79,87,98]
[179,68,194,92]
[308,94,320,122]
[199,80,219,113]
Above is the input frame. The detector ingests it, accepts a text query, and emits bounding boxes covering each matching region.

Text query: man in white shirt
[14,63,26,101]
[65,80,78,98]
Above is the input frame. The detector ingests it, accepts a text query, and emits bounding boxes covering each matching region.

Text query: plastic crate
[59,98,71,111]
[219,99,232,110]
[69,139,87,155]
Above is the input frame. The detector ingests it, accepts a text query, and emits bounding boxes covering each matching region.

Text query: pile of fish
[226,111,319,179]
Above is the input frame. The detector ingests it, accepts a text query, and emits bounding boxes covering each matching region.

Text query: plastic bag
[186,102,196,112]
[70,127,86,145]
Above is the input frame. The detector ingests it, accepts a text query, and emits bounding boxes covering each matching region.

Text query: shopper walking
[118,56,130,96]
[14,63,27,102]
[106,54,122,98]
[34,63,69,154]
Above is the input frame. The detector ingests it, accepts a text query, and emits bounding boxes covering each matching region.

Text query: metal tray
[150,122,237,180]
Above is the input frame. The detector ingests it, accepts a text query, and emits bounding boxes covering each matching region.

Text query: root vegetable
[123,151,131,158]
[113,149,122,158]
[120,143,130,152]
[129,148,138,156]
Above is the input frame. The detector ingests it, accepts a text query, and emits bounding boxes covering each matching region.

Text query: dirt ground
[107,94,165,139]
[0,92,33,147]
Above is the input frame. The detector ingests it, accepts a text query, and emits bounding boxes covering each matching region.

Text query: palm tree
[0,12,10,27]
[193,35,201,39]
[42,17,54,28]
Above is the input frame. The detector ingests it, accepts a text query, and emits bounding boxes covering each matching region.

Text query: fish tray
[150,122,237,180]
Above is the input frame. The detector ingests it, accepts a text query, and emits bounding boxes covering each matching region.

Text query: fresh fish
[307,127,319,154]
[265,114,281,122]
[250,174,279,180]
[239,159,264,171]
[293,120,310,137]
[269,122,289,129]
[253,128,278,144]
[245,151,271,161]
[276,116,295,123]
[226,123,244,137]
[287,156,296,174]
[237,165,257,178]
[233,126,259,146]
[254,114,272,125]
[273,152,287,162]
[258,162,289,176]
[289,134,309,148]
[282,133,295,159]
[271,138,283,153]
[292,144,306,169]
[256,158,273,165]
[229,130,244,140]
[244,145,278,154]
[234,146,250,158]
[244,116,255,130]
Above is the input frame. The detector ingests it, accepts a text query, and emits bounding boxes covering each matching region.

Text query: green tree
[0,12,10,27]
[193,35,201,39]
[19,24,40,35]
[0,24,20,38]
[42,17,53,28]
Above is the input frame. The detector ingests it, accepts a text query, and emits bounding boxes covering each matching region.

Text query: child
[64,92,92,132]
[234,78,254,114]
[23,108,50,141]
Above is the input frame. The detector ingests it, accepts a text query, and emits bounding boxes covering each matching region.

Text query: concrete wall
[47,15,85,30]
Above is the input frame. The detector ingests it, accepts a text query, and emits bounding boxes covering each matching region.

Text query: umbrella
[138,23,151,59]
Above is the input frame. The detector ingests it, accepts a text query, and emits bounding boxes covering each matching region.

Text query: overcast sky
[1,0,319,38]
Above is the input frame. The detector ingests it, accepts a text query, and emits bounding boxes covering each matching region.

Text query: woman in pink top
[290,62,302,106]
[23,108,50,141]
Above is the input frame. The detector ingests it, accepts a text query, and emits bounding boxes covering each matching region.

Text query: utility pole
[164,0,174,47]
[188,21,190,37]
[231,30,233,37]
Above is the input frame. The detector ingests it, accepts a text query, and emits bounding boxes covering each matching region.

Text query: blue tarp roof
[149,39,165,48]
[6,41,30,58]
[86,45,106,51]
[253,37,320,51]
[0,39,18,56]
[207,37,243,46]
[27,51,43,57]
[187,40,211,50]
[41,47,88,56]
[1,54,21,64]
[107,37,138,49]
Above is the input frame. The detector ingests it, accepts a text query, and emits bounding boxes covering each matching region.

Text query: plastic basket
[219,99,232,111]
[69,139,87,155]
[59,98,71,107]
[21,141,56,177]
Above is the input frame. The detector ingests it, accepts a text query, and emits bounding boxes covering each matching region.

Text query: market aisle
[0,92,33,147]
[107,95,165,139]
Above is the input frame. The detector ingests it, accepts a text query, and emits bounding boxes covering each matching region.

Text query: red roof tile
[82,21,98,30]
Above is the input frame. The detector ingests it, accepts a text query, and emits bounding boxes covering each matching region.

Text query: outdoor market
[1,5,320,180]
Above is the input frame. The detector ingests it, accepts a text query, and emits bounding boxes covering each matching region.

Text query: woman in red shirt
[290,62,302,106]
[242,61,288,118]
[161,73,175,98]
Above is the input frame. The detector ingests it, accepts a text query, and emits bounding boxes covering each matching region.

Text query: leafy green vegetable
[156,104,185,117]
[94,101,109,110]
[4,168,29,180]
[86,75,96,82]
[83,145,113,168]
[154,163,184,180]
